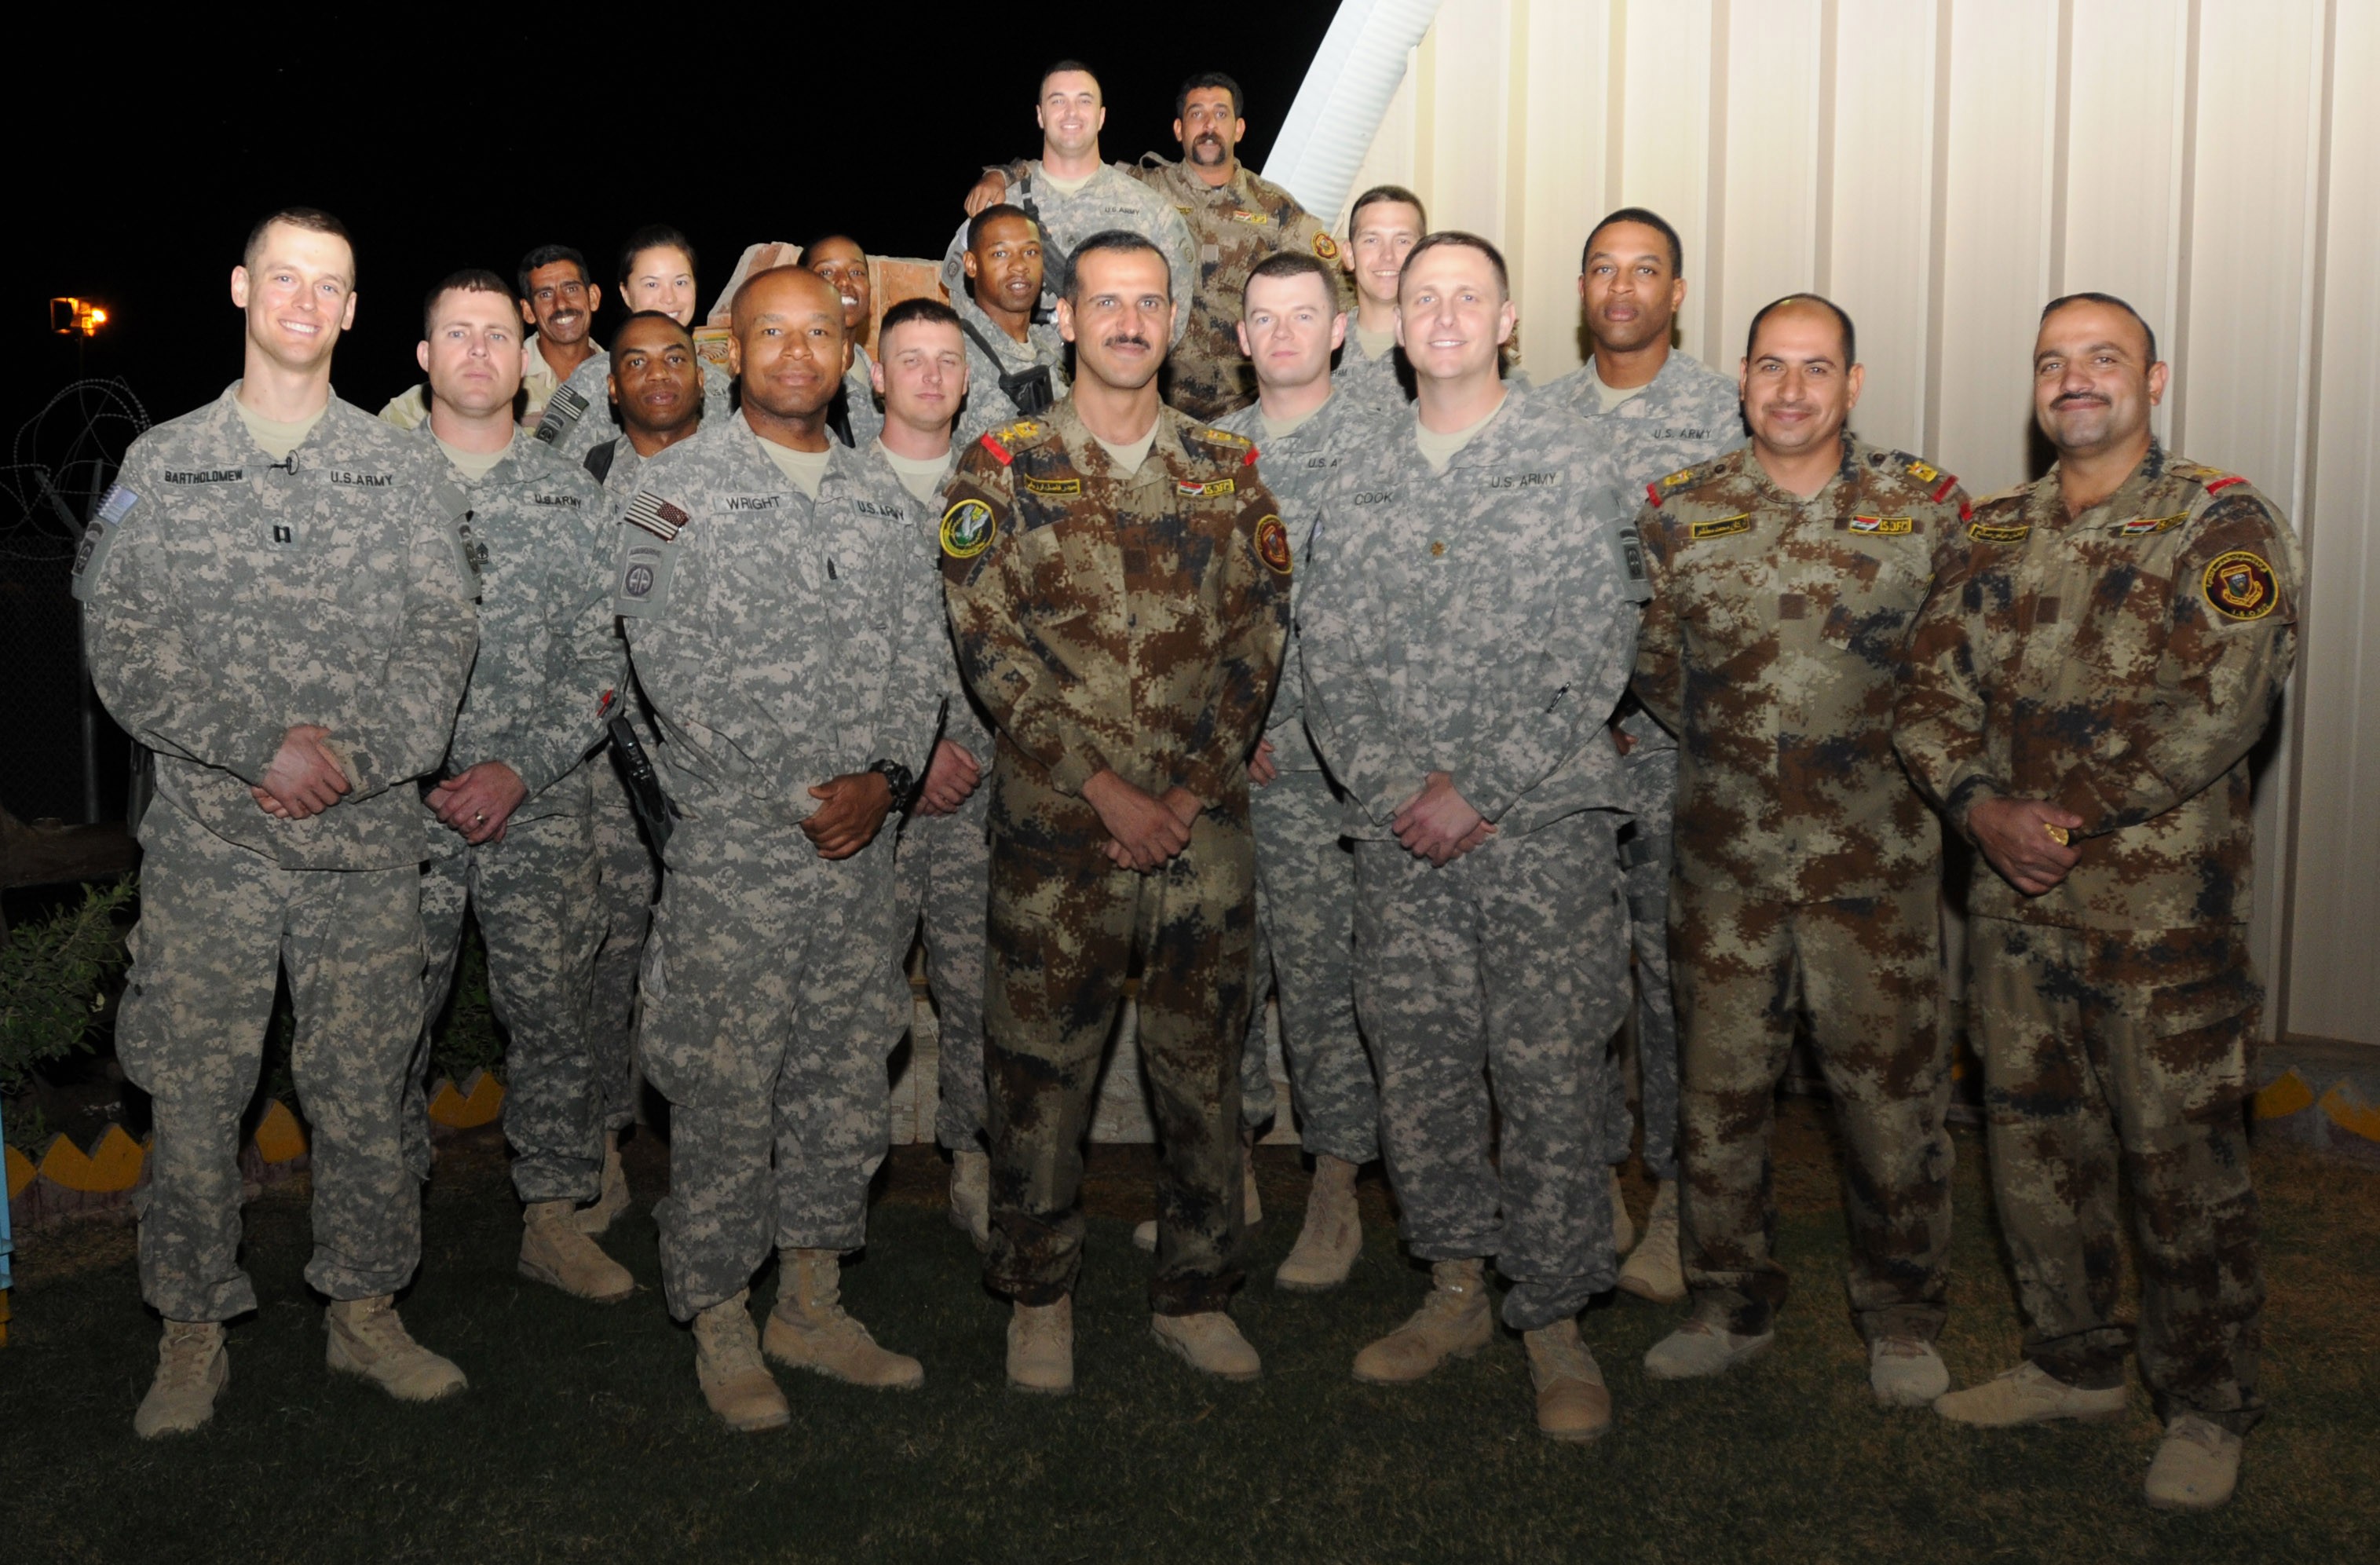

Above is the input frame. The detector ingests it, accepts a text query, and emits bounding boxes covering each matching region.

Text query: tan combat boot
[324,1295,467,1402]
[762,1249,923,1389]
[1150,1311,1262,1381]
[1617,1179,1685,1303]
[1523,1318,1613,1443]
[1932,1361,2127,1426]
[693,1290,789,1432]
[1609,1167,1636,1256]
[133,1320,228,1438]
[1351,1258,1495,1384]
[520,1200,635,1302]
[1274,1154,1362,1291]
[2144,1413,2243,1512]
[1643,1316,1774,1380]
[949,1147,991,1252]
[1008,1296,1075,1395]
[574,1132,631,1235]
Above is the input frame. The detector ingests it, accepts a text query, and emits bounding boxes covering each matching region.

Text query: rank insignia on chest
[1025,477,1080,497]
[1312,233,1339,261]
[2119,512,2187,536]
[1689,514,1751,541]
[1178,477,1236,499]
[1969,521,2031,544]
[626,491,691,542]
[1848,516,1914,536]
[941,499,996,560]
[1256,514,1293,575]
[2203,550,2278,620]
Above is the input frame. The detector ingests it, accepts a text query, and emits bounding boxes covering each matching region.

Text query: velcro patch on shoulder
[1256,514,1293,575]
[1689,514,1752,541]
[1968,521,2031,544]
[625,491,692,542]
[1312,232,1339,261]
[941,498,997,560]
[2203,550,2279,620]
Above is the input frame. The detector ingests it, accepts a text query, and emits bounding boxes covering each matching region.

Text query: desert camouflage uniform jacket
[939,398,1289,838]
[1894,442,2299,930]
[76,385,477,870]
[1632,437,1971,901]
[1298,391,1645,839]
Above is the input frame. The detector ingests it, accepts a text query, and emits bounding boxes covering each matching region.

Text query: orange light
[50,297,108,336]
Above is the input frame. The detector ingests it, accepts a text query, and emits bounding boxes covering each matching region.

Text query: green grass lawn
[5,1102,2374,1564]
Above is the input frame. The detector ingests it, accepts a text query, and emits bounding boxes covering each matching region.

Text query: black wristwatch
[868,758,918,812]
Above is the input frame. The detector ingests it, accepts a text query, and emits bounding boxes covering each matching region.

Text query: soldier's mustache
[2054,393,2109,407]
[1105,335,1150,349]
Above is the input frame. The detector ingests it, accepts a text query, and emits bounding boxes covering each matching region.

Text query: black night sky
[7,8,1344,475]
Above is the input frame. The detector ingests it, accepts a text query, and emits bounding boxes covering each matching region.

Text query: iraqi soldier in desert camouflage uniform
[943,64,1197,345]
[1901,294,2295,1513]
[1213,252,1384,1291]
[952,205,1070,449]
[78,210,478,1437]
[1632,294,1964,1409]
[1299,233,1642,1443]
[538,225,735,463]
[1541,207,1746,1304]
[1122,72,1350,420]
[1331,186,1425,417]
[619,267,945,1432]
[858,298,1001,1247]
[399,272,629,1305]
[571,311,708,1234]
[942,232,1288,1395]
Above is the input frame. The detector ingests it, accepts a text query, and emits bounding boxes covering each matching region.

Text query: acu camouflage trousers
[1353,812,1629,1332]
[1673,881,1954,1343]
[1969,915,2265,1434]
[415,808,603,1205]
[119,803,427,1321]
[1238,759,1379,1163]
[983,806,1257,1316]
[895,781,994,1152]
[588,758,660,1135]
[639,823,911,1320]
[1602,824,1681,1180]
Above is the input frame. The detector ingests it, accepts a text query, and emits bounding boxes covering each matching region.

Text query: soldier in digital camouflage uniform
[802,234,887,449]
[1332,186,1426,418]
[952,204,1071,450]
[942,232,1287,1394]
[1299,233,1642,1443]
[579,312,710,1227]
[539,225,735,464]
[942,64,1197,346]
[1541,207,1746,1303]
[78,210,478,1437]
[1123,71,1351,421]
[1212,251,1384,1292]
[1629,294,1962,1407]
[1899,294,2296,1512]
[618,267,945,1432]
[398,272,628,1306]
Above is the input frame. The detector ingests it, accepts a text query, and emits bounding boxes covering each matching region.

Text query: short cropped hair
[800,234,865,264]
[1349,185,1428,233]
[422,269,517,338]
[1065,230,1169,302]
[1582,207,1684,276]
[967,203,1040,253]
[1177,71,1243,121]
[879,296,963,342]
[617,225,697,289]
[1401,232,1509,300]
[609,310,695,364]
[243,207,353,276]
[1746,293,1857,366]
[1242,251,1338,313]
[1039,59,1101,99]
[2040,291,2159,364]
[515,244,590,298]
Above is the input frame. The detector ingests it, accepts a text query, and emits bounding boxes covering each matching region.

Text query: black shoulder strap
[583,441,616,484]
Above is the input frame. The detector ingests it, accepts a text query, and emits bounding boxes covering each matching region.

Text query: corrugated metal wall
[1335,0,2378,1047]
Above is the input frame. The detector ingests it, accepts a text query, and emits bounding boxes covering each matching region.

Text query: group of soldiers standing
[75,60,2294,1518]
